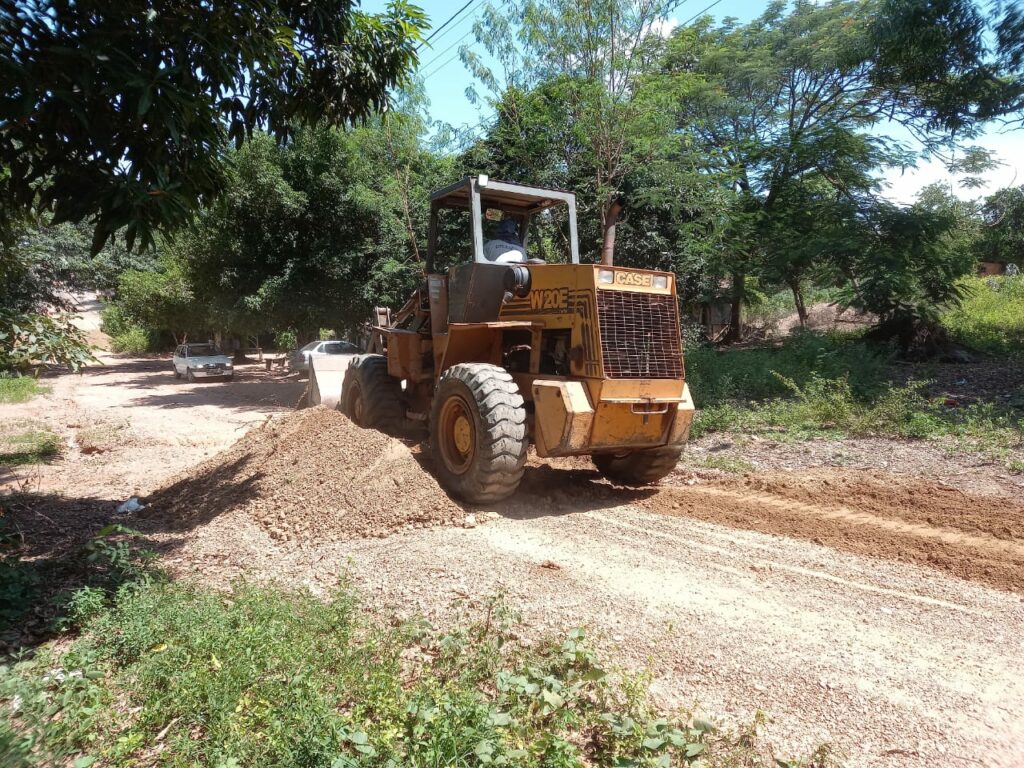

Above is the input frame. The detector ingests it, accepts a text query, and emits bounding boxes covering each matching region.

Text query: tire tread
[430,363,528,504]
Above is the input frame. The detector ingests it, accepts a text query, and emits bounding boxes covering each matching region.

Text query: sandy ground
[3,297,1023,768]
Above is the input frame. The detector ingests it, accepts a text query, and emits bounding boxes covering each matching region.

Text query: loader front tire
[341,355,405,436]
[592,446,683,486]
[430,364,528,504]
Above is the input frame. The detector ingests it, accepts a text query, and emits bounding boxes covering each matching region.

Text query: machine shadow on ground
[406,441,656,518]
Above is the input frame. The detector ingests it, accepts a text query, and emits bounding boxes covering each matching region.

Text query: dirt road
[4,300,1023,767]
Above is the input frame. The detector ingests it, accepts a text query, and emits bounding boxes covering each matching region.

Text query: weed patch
[693,375,1023,467]
[0,580,834,768]
[685,454,756,474]
[0,422,61,466]
[0,376,48,404]
[942,275,1024,355]
[75,420,130,454]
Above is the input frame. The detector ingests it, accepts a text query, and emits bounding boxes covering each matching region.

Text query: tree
[872,0,1024,135]
[659,0,1009,341]
[115,256,207,346]
[830,199,974,354]
[977,185,1024,267]
[176,118,452,342]
[0,0,427,252]
[462,0,685,259]
[661,1,924,337]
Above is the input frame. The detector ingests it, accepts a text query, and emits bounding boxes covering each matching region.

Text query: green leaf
[488,711,512,727]
[642,736,666,750]
[685,742,705,757]
[541,688,564,709]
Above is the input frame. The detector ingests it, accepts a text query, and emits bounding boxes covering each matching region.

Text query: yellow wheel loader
[339,175,695,504]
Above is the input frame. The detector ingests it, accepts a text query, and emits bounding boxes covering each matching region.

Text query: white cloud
[649,16,678,38]
[877,128,1024,204]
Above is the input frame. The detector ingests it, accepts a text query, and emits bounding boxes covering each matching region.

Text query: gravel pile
[144,407,463,542]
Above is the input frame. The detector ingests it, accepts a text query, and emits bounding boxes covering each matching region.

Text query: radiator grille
[596,289,684,379]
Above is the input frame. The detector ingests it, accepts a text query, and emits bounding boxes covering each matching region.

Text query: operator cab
[425,175,580,273]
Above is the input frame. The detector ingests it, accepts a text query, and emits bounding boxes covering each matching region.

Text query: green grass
[0,579,836,768]
[942,275,1024,355]
[0,422,61,466]
[686,330,890,408]
[684,454,756,474]
[0,376,48,404]
[685,332,1023,469]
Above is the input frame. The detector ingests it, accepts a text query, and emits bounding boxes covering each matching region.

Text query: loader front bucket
[304,355,352,409]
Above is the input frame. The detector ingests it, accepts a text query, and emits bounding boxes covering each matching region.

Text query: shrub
[109,326,151,355]
[686,330,890,408]
[274,328,298,351]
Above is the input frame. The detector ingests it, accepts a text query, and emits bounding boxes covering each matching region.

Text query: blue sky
[367,0,1024,204]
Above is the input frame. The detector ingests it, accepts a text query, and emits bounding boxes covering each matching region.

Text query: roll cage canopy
[426,175,580,271]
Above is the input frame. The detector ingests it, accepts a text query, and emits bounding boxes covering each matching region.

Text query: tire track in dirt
[679,485,1024,556]
[634,470,1024,593]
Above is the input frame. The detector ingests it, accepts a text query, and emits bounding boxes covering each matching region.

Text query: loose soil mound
[143,407,463,543]
[642,469,1024,593]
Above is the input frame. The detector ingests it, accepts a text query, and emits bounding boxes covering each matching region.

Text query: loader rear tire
[592,445,683,486]
[430,364,528,504]
[341,355,405,436]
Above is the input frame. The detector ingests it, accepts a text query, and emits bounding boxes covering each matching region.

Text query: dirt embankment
[142,407,464,543]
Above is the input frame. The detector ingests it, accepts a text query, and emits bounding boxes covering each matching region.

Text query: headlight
[598,269,615,284]
[652,275,669,289]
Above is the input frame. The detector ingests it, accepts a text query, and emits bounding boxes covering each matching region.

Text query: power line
[678,0,725,27]
[416,0,479,51]
[421,0,487,50]
[420,44,475,80]
[419,21,480,77]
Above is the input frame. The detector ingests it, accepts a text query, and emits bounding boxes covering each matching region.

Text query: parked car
[172,343,234,382]
[289,340,359,373]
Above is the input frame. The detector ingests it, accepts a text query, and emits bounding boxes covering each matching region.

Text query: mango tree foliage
[175,119,453,340]
[0,0,427,253]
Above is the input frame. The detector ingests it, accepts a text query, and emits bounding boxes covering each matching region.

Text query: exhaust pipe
[601,198,624,266]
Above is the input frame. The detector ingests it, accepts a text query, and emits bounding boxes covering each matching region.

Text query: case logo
[614,271,653,287]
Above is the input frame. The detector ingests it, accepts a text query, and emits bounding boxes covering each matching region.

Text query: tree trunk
[726,271,745,343]
[789,279,808,327]
[601,199,624,266]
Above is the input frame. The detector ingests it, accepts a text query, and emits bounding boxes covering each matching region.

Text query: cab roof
[430,176,575,215]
